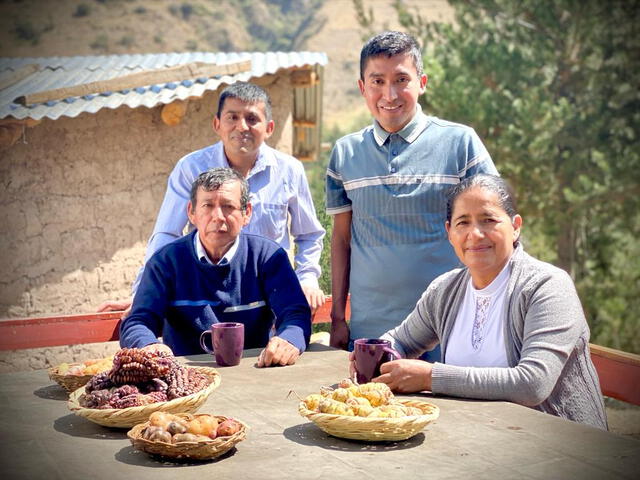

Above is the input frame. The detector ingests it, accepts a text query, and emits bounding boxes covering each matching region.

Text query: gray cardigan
[382,245,607,429]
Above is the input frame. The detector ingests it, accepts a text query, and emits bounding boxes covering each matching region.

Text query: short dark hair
[446,174,518,226]
[216,81,272,121]
[360,31,424,80]
[189,168,250,212]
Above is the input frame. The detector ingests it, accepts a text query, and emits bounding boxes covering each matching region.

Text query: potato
[141,425,172,443]
[216,419,242,437]
[172,433,200,443]
[186,415,218,437]
[148,411,173,430]
[166,420,188,435]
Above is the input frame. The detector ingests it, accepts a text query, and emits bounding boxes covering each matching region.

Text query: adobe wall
[0,73,293,319]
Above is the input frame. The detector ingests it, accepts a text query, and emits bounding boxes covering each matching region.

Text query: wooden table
[0,344,637,479]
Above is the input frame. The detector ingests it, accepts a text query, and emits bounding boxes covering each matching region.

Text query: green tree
[356,0,640,352]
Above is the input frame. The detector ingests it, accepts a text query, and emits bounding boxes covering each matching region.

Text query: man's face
[358,53,427,133]
[213,98,274,160]
[187,182,252,259]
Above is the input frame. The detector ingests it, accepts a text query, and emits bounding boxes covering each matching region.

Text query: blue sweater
[120,231,311,356]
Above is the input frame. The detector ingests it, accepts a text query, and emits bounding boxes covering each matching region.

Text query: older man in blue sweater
[120,168,311,367]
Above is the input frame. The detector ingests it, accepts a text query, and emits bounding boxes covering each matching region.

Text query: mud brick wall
[0,74,293,318]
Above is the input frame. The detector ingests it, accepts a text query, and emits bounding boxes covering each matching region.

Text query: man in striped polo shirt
[326,31,498,357]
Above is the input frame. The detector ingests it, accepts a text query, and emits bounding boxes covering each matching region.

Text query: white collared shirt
[132,141,325,294]
[194,233,239,265]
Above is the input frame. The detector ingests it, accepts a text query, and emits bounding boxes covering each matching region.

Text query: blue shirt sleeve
[120,255,170,349]
[286,160,325,285]
[459,128,498,178]
[326,142,352,214]
[261,247,311,352]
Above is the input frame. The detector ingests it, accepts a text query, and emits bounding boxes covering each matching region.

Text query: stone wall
[0,74,293,319]
[0,341,120,374]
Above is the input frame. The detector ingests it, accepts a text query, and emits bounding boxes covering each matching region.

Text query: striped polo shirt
[326,109,497,341]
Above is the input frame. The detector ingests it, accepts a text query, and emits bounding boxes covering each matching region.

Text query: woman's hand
[348,349,356,380]
[373,359,433,393]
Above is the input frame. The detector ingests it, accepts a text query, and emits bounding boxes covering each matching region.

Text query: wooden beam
[0,312,123,350]
[290,69,319,87]
[15,60,252,106]
[161,99,189,126]
[0,123,23,149]
[0,63,39,91]
[293,120,317,128]
[0,118,41,149]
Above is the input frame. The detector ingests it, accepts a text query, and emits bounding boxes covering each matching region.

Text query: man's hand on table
[96,299,133,318]
[301,284,326,311]
[141,343,175,356]
[256,336,300,367]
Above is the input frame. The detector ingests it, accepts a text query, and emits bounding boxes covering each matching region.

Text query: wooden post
[291,69,319,88]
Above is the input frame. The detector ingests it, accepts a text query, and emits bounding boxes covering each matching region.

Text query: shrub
[73,4,91,17]
[118,35,134,47]
[180,3,193,20]
[13,21,39,44]
[90,34,108,51]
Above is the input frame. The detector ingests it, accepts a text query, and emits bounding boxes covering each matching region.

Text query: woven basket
[298,398,439,441]
[48,366,94,393]
[68,366,221,428]
[127,413,247,461]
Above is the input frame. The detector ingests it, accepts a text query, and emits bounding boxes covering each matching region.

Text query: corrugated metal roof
[0,51,328,121]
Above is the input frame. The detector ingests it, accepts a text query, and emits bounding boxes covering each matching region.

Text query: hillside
[0,0,453,127]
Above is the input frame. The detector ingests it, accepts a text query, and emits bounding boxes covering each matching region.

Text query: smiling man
[99,82,325,315]
[119,168,311,366]
[326,31,498,354]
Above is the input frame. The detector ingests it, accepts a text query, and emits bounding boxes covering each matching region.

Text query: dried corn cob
[371,404,409,418]
[330,387,356,403]
[319,386,334,397]
[318,398,355,416]
[355,382,393,406]
[109,348,172,385]
[303,393,324,412]
[346,397,376,417]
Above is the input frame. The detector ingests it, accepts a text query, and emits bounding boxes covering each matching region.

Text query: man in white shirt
[99,82,326,315]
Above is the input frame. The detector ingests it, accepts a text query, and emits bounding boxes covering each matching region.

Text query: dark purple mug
[199,322,244,366]
[354,338,402,384]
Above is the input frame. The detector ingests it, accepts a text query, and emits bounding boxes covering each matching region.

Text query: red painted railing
[0,311,123,350]
[3,300,637,406]
[0,296,346,351]
[589,344,640,406]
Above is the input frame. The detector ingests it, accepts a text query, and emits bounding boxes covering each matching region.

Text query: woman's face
[446,186,522,288]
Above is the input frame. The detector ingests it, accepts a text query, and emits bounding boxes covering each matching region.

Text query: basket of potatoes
[298,379,439,442]
[49,356,114,393]
[127,411,247,460]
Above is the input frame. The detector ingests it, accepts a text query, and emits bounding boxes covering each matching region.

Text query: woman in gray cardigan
[371,174,607,429]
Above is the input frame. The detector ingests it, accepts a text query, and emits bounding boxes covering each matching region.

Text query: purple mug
[199,322,244,366]
[354,338,402,384]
